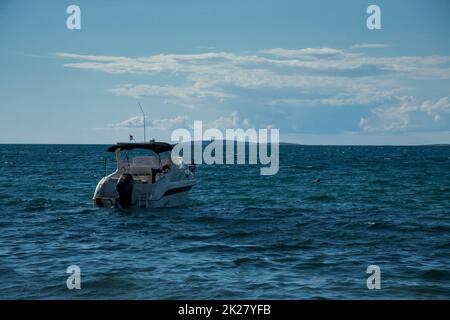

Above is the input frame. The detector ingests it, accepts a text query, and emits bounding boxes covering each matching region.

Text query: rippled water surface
[0,144,449,299]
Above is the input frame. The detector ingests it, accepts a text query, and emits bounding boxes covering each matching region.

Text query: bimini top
[107,142,173,154]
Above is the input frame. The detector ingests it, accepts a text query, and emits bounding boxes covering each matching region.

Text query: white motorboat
[93,142,196,208]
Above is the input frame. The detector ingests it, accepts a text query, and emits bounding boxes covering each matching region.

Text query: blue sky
[1,0,450,144]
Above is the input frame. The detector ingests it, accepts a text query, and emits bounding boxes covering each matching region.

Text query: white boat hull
[93,171,196,209]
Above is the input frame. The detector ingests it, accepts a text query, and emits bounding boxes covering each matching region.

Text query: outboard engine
[116,173,134,208]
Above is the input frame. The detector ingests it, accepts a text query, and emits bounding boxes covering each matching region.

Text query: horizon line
[0,141,448,147]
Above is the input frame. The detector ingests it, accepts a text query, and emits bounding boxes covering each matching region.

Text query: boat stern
[93,175,117,207]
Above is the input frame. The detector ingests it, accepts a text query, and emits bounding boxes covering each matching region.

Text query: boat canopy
[107,142,173,154]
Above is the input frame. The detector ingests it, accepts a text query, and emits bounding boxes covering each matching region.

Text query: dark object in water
[116,173,134,208]
[188,160,196,173]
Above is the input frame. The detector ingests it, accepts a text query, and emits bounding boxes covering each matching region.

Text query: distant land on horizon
[0,141,449,147]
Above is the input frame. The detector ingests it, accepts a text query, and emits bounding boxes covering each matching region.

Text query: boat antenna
[138,102,146,142]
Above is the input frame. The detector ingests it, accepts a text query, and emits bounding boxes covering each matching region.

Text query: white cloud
[58,48,450,134]
[360,96,450,132]
[57,49,450,79]
[112,115,190,131]
[259,47,344,57]
[57,48,450,118]
[359,117,369,130]
[108,83,232,106]
[206,112,252,130]
[56,48,450,117]
[351,44,389,49]
[112,112,255,132]
[151,116,191,130]
[270,87,399,107]
[419,97,450,121]
[113,116,143,128]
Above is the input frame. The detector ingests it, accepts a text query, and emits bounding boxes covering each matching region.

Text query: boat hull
[93,172,196,209]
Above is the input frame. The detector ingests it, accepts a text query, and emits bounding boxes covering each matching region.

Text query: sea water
[0,144,449,299]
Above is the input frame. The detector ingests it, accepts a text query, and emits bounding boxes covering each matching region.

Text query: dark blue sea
[0,144,449,299]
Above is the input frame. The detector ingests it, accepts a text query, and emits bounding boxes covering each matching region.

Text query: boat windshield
[117,149,172,170]
[119,149,155,162]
